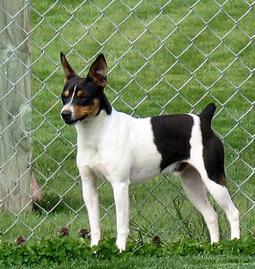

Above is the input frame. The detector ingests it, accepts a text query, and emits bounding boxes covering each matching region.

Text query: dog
[60,52,240,252]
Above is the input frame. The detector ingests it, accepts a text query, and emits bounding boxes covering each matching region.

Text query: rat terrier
[60,53,240,251]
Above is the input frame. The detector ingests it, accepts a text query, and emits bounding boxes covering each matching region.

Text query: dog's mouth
[63,115,88,125]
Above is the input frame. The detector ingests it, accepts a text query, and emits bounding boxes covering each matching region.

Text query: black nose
[61,110,72,121]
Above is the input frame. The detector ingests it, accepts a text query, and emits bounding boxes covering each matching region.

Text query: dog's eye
[81,97,92,106]
[61,94,69,104]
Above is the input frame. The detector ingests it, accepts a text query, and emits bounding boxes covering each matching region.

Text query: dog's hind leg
[180,165,219,243]
[192,146,240,239]
[199,175,240,240]
[189,115,240,240]
[190,159,240,240]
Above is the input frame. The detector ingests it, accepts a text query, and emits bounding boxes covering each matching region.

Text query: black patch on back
[199,115,226,185]
[151,114,193,171]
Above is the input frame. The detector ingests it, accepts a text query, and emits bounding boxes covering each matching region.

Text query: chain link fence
[0,0,254,243]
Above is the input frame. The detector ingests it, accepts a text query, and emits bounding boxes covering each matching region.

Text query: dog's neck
[75,108,113,137]
[75,108,115,151]
[75,91,112,132]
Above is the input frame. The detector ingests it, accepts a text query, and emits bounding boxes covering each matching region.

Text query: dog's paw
[116,238,127,253]
[90,241,99,248]
[117,244,126,253]
[90,233,100,248]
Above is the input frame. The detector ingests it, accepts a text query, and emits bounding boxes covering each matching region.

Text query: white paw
[116,237,127,253]
[231,234,240,240]
[231,226,240,240]
[210,236,219,244]
[90,233,100,247]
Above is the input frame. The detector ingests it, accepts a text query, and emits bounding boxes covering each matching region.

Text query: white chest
[75,111,162,183]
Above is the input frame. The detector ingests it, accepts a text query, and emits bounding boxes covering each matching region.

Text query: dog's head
[60,52,110,125]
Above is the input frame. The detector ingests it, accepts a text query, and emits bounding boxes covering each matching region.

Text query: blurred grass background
[0,0,254,244]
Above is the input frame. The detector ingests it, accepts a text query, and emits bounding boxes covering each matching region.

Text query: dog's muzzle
[61,109,88,125]
[61,110,75,125]
[61,110,72,121]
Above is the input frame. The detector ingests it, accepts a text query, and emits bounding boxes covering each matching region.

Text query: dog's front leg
[80,169,101,247]
[112,181,130,252]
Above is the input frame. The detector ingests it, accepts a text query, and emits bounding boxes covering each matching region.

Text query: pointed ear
[87,54,108,87]
[60,52,77,81]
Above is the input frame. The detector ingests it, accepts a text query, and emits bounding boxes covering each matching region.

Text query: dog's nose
[61,110,72,121]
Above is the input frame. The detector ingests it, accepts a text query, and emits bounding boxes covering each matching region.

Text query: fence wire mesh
[0,0,254,243]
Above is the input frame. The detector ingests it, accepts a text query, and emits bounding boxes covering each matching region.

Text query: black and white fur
[60,53,240,251]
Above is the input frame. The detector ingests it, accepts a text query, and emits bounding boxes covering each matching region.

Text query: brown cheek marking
[73,99,101,119]
[73,105,90,119]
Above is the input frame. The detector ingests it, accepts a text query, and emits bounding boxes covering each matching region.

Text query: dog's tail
[199,103,216,124]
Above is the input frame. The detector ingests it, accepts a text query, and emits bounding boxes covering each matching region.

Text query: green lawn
[2,255,255,269]
[0,0,254,262]
[0,238,255,268]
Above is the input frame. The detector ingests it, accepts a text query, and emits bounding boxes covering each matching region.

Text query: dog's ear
[87,54,108,88]
[60,52,77,81]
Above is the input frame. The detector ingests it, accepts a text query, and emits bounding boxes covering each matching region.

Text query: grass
[0,238,255,268]
[2,254,255,269]
[0,0,254,265]
[23,256,254,269]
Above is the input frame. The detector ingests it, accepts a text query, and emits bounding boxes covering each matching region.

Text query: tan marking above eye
[63,90,69,97]
[76,90,84,97]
